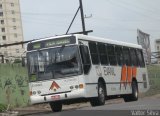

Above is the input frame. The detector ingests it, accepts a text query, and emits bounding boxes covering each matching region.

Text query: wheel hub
[99,87,105,101]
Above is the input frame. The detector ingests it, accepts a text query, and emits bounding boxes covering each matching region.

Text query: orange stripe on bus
[121,65,127,82]
[120,65,127,89]
[127,66,132,83]
[132,67,137,78]
[120,66,137,89]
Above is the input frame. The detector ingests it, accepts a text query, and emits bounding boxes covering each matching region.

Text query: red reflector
[29,91,32,96]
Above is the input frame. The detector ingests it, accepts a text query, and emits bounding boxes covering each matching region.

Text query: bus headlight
[75,85,79,89]
[32,91,36,95]
[37,91,41,94]
[70,86,74,89]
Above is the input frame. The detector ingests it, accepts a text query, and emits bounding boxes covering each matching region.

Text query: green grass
[0,104,6,112]
[144,65,160,96]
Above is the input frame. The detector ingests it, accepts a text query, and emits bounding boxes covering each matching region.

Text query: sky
[20,0,160,51]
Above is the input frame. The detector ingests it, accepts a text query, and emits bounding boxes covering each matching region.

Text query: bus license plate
[51,95,60,100]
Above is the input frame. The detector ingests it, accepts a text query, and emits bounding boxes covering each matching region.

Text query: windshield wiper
[54,45,65,63]
[54,51,57,63]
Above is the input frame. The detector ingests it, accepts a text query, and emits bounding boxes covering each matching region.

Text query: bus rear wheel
[90,82,106,106]
[49,101,62,112]
[123,81,138,102]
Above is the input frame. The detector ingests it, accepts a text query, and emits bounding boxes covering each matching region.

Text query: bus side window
[123,47,131,66]
[79,45,91,74]
[136,49,145,67]
[97,43,109,65]
[130,48,138,66]
[115,46,123,66]
[107,44,117,66]
[88,42,100,64]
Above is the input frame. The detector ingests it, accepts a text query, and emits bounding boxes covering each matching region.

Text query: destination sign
[45,38,70,47]
[27,36,76,51]
[33,43,41,49]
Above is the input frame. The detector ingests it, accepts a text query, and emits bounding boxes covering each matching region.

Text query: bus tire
[49,101,62,112]
[123,81,138,102]
[90,82,106,106]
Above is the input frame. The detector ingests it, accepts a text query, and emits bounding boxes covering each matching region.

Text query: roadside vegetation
[144,65,160,96]
[0,104,6,112]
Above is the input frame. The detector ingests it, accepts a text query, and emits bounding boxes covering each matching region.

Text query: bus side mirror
[79,45,91,74]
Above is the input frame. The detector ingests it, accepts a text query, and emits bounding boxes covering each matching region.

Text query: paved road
[79,99,160,110]
[19,97,160,116]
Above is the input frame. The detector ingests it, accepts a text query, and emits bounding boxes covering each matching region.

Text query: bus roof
[28,34,142,49]
[76,34,142,49]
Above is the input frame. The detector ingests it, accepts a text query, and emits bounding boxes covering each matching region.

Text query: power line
[3,10,74,16]
[0,41,30,48]
[106,0,160,20]
[120,0,160,15]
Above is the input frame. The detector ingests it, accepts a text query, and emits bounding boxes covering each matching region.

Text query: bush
[0,104,7,112]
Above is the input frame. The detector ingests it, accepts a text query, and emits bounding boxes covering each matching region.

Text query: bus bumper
[30,89,86,104]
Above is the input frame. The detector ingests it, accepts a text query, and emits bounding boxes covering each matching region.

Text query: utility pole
[79,0,86,35]
[66,0,93,35]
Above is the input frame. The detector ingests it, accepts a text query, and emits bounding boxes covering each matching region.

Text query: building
[155,39,160,64]
[0,0,24,63]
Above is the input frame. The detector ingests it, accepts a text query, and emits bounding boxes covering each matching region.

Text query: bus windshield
[27,45,82,82]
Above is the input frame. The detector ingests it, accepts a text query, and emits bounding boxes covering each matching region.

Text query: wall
[0,64,29,108]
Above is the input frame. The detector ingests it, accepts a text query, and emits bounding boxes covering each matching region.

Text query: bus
[27,34,149,112]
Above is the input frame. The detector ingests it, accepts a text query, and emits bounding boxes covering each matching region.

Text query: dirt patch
[143,94,160,99]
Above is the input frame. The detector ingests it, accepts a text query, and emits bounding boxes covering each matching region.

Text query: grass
[0,104,6,112]
[144,65,160,96]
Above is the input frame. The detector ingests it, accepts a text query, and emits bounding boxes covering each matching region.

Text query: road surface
[17,95,160,116]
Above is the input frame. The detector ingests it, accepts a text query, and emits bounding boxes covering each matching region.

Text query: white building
[155,39,160,64]
[0,0,24,63]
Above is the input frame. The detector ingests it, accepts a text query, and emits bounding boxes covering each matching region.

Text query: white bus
[27,34,149,112]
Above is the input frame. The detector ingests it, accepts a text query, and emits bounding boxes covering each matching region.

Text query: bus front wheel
[90,82,106,106]
[49,101,62,112]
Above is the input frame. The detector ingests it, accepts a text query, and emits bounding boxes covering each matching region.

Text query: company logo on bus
[49,81,60,91]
